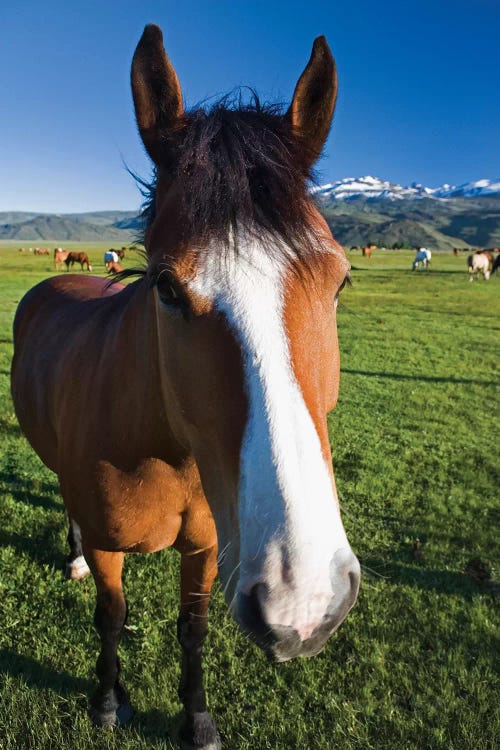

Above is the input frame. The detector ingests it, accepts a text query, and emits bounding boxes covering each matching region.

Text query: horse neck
[101,280,187,464]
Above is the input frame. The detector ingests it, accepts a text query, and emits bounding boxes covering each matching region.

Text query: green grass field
[0,244,498,750]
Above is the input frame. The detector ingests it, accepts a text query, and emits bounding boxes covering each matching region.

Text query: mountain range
[1,177,499,248]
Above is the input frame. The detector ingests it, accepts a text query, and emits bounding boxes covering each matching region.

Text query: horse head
[131,25,360,661]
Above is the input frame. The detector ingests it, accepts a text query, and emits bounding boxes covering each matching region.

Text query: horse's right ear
[131,25,183,164]
[286,36,337,167]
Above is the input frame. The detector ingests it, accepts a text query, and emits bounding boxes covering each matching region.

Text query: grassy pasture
[0,244,498,749]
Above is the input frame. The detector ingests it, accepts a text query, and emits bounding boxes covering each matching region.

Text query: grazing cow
[64,251,92,272]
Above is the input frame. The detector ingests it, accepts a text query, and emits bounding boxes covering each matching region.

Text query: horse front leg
[65,515,90,580]
[84,547,133,727]
[178,545,221,750]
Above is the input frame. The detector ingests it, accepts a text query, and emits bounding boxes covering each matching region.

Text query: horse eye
[155,274,181,306]
[336,273,351,299]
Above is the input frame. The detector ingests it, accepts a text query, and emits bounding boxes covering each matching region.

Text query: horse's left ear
[131,24,183,164]
[286,36,338,166]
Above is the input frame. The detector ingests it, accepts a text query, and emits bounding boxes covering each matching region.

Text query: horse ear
[286,36,338,166]
[131,24,183,164]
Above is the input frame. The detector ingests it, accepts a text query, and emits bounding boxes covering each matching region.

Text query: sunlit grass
[0,246,498,749]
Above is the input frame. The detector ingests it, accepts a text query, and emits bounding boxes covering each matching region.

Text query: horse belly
[60,457,193,554]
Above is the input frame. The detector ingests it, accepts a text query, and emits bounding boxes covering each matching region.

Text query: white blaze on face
[191,235,353,640]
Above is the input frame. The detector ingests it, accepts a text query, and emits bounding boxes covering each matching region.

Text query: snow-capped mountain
[312,176,500,201]
[431,179,500,198]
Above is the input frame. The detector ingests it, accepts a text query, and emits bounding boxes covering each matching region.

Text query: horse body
[13,274,208,555]
[468,252,491,280]
[54,247,69,270]
[107,260,124,274]
[412,248,431,270]
[104,250,120,270]
[11,25,359,748]
[64,251,92,271]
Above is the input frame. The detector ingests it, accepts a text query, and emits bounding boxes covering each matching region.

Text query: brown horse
[11,25,360,749]
[64,251,92,271]
[106,260,124,275]
[53,247,69,270]
[362,243,375,258]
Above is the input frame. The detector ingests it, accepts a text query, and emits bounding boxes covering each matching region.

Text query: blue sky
[1,0,499,212]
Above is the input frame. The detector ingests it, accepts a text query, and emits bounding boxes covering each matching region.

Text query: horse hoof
[65,555,90,580]
[180,711,222,750]
[89,698,134,727]
[89,683,133,727]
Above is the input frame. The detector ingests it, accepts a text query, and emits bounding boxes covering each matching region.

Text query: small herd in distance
[17,245,139,274]
[17,243,500,280]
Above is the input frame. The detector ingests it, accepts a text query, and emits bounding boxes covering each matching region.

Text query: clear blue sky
[1,0,499,213]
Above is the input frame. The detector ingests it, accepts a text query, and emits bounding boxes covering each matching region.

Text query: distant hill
[0,211,140,242]
[2,177,499,247]
[315,177,500,248]
[320,195,500,249]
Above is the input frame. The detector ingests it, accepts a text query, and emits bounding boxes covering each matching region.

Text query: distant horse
[64,251,92,272]
[108,247,126,260]
[412,248,431,270]
[34,247,50,255]
[453,247,461,256]
[362,244,375,258]
[468,252,491,280]
[104,250,119,270]
[475,249,494,264]
[11,25,360,749]
[54,248,69,270]
[106,261,124,275]
[491,254,500,276]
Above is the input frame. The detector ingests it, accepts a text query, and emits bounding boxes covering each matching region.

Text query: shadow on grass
[342,368,496,386]
[0,647,184,745]
[0,648,92,696]
[130,708,183,746]
[361,556,493,600]
[0,469,61,511]
[0,527,66,570]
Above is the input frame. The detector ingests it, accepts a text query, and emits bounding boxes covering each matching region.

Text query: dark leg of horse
[178,546,220,750]
[84,547,133,727]
[65,515,90,580]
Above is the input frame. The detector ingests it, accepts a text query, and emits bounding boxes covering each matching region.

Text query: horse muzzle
[235,549,361,662]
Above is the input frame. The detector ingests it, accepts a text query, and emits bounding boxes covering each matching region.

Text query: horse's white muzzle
[235,546,360,661]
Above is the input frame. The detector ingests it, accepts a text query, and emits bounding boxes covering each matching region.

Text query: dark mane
[139,92,322,262]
